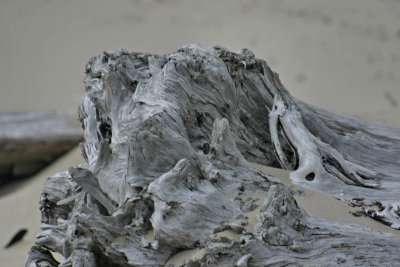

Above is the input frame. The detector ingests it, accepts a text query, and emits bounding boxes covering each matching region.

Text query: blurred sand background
[1,0,399,265]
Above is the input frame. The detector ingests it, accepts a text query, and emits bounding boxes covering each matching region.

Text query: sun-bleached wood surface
[0,111,82,184]
[27,45,400,266]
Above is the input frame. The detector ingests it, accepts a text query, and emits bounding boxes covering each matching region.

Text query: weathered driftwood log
[27,45,400,266]
[0,111,82,184]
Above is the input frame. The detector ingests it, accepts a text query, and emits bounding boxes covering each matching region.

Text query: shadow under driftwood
[0,111,83,189]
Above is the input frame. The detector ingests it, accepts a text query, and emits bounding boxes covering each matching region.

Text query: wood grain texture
[27,45,400,266]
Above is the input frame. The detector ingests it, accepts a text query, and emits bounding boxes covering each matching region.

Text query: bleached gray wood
[0,111,82,183]
[269,94,379,188]
[27,45,400,266]
[68,167,117,215]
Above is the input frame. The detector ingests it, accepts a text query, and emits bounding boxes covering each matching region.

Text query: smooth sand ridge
[0,147,84,267]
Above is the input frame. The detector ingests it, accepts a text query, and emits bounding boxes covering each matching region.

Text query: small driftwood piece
[0,111,83,184]
[27,45,400,266]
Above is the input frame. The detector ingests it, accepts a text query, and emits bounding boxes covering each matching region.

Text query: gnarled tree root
[269,94,379,188]
[26,45,400,266]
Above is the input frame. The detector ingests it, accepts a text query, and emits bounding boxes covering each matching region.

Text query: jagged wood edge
[27,45,400,267]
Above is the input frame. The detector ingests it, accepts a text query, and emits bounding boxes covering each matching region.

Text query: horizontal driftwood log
[27,45,400,266]
[0,111,83,184]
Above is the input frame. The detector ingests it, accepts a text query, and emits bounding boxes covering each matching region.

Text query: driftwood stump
[27,45,400,266]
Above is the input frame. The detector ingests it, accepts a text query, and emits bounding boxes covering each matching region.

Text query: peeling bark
[27,45,400,266]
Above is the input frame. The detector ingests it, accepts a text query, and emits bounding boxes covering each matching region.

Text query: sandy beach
[0,147,83,266]
[1,0,399,124]
[1,0,399,266]
[2,150,398,266]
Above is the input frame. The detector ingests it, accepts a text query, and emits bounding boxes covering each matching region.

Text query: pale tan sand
[237,194,264,233]
[0,0,399,127]
[144,229,155,244]
[2,157,398,266]
[167,164,400,266]
[0,147,83,266]
[1,0,400,265]
[166,247,206,266]
[253,163,400,239]
[166,230,242,266]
